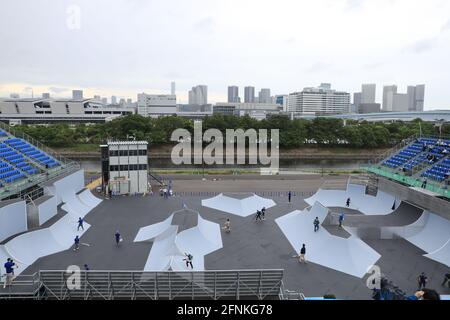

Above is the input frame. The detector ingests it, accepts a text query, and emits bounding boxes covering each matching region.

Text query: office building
[244,86,255,103]
[214,102,282,119]
[111,96,118,105]
[275,95,289,112]
[102,97,108,105]
[258,88,271,103]
[358,103,381,114]
[188,85,208,105]
[137,93,177,117]
[42,93,50,99]
[288,84,350,115]
[382,85,398,112]
[72,90,83,100]
[171,82,176,96]
[361,84,376,104]
[353,92,362,110]
[407,84,425,112]
[228,86,240,103]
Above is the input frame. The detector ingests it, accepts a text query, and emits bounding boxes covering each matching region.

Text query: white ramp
[404,212,450,254]
[61,193,91,219]
[3,214,90,275]
[276,202,381,278]
[77,189,102,209]
[305,184,396,216]
[202,193,276,217]
[135,211,223,272]
[142,226,180,271]
[134,214,174,242]
[425,239,450,267]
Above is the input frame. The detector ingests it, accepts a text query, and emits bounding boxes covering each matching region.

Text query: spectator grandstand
[366,135,450,199]
[0,123,79,201]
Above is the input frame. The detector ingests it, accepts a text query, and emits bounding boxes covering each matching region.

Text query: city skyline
[1,0,450,109]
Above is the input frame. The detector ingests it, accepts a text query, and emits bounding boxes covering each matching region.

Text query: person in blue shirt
[288,191,292,203]
[73,236,80,251]
[339,213,345,228]
[115,231,121,247]
[3,258,16,288]
[77,217,84,231]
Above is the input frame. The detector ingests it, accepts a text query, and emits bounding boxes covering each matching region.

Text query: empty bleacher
[4,138,60,169]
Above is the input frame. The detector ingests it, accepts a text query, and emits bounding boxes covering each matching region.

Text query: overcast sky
[0,0,449,109]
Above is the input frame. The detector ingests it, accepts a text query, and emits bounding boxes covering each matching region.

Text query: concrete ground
[19,176,450,300]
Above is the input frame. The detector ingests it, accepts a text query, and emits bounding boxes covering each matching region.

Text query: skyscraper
[413,85,425,111]
[171,82,176,95]
[353,92,362,109]
[42,93,50,99]
[72,90,83,100]
[361,84,376,104]
[258,88,271,103]
[244,86,255,103]
[228,86,240,103]
[111,95,117,105]
[382,85,397,111]
[188,85,208,105]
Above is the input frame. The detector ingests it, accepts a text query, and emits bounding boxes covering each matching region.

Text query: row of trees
[12,114,449,149]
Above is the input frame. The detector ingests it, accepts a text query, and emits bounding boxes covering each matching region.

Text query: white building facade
[107,141,149,195]
[288,84,350,115]
[137,93,177,117]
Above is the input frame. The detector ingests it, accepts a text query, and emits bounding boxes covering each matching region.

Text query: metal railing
[0,122,81,200]
[0,121,76,166]
[364,165,450,199]
[0,273,41,300]
[33,270,284,300]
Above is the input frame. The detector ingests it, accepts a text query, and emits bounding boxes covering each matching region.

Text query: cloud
[403,38,438,54]
[346,0,365,10]
[49,87,70,94]
[442,19,450,32]
[364,62,384,70]
[305,62,333,73]
[193,17,215,34]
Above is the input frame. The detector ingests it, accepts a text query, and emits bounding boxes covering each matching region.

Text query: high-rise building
[102,97,108,105]
[111,96,117,105]
[258,88,271,103]
[171,82,176,96]
[9,93,19,99]
[288,84,350,115]
[393,94,409,112]
[361,84,376,104]
[408,84,425,112]
[72,90,83,100]
[275,95,289,112]
[188,85,208,105]
[93,95,101,100]
[353,92,362,110]
[244,86,255,103]
[127,98,132,105]
[137,93,177,117]
[382,85,397,111]
[228,86,240,103]
[42,93,50,99]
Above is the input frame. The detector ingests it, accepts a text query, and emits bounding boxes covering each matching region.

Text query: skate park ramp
[77,189,102,209]
[425,239,450,267]
[305,184,397,216]
[134,210,223,271]
[332,202,424,240]
[201,193,276,217]
[275,202,381,278]
[1,212,90,275]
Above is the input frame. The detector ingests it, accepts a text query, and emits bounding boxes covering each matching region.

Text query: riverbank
[56,145,390,161]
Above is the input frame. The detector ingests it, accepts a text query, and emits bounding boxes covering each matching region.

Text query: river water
[79,158,365,172]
